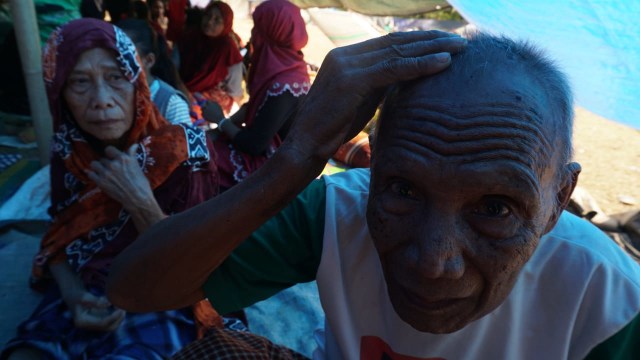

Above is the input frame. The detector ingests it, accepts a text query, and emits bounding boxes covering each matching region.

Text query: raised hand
[86,144,154,213]
[87,143,166,232]
[285,30,467,162]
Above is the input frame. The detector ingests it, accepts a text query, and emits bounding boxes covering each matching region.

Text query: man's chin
[402,313,470,334]
[390,296,476,334]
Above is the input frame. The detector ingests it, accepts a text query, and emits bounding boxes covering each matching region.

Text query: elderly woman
[177,1,244,115]
[207,0,310,191]
[0,18,220,359]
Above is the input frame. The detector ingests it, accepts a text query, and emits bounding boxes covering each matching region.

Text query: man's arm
[106,31,467,312]
[205,178,326,314]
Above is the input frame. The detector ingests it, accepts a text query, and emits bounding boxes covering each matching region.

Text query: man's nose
[412,215,466,280]
[91,80,115,109]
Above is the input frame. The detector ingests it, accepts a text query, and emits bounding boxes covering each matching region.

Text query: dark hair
[80,0,106,19]
[147,0,167,20]
[184,7,205,31]
[104,0,135,22]
[376,32,573,179]
[116,19,189,97]
[133,0,149,20]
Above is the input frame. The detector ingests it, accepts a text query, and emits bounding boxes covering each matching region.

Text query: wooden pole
[9,0,52,166]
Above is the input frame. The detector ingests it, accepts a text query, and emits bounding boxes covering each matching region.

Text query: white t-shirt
[314,169,640,360]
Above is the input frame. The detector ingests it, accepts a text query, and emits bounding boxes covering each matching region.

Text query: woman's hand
[50,261,125,332]
[87,144,154,213]
[66,289,126,331]
[87,144,166,232]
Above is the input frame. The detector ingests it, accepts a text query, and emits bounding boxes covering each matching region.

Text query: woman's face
[63,47,135,147]
[151,0,165,20]
[202,7,225,37]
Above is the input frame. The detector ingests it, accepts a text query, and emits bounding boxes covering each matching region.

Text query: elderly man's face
[367,61,564,333]
[63,47,135,147]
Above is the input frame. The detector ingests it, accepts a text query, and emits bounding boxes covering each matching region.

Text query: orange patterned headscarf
[35,18,221,337]
[34,18,195,279]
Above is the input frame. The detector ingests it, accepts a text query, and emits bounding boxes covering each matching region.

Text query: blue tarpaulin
[449,0,640,129]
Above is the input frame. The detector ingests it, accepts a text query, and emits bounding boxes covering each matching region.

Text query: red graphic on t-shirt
[360,336,446,360]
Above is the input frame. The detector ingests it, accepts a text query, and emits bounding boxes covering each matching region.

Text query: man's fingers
[362,52,452,85]
[349,36,466,68]
[337,30,461,56]
[313,34,466,97]
[388,36,466,59]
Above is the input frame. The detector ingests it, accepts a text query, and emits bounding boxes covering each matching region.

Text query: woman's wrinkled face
[202,7,224,38]
[63,47,135,147]
[366,63,561,334]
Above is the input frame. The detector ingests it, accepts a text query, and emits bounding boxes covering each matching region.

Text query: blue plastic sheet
[449,0,640,129]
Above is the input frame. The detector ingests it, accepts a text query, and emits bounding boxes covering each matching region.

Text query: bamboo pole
[9,0,52,166]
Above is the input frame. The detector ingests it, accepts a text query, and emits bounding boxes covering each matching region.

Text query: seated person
[206,0,311,191]
[104,0,135,23]
[107,31,640,359]
[0,18,220,359]
[117,18,192,126]
[147,0,169,36]
[177,1,243,115]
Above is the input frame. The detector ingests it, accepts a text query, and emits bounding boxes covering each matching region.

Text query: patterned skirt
[1,285,197,360]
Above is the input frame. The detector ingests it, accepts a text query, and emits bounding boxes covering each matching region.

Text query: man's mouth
[402,288,465,313]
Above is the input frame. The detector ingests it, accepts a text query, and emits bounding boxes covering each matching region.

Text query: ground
[572,107,640,217]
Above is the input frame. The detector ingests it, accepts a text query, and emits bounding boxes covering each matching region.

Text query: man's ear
[544,162,581,233]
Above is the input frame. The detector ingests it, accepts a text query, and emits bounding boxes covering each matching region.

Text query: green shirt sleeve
[584,312,640,360]
[204,178,327,314]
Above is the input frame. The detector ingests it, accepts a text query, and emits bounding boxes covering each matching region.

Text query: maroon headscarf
[178,1,243,93]
[245,0,310,125]
[38,18,189,274]
[213,0,311,189]
[37,17,221,336]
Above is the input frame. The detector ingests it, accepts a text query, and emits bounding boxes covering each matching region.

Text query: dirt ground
[572,107,640,216]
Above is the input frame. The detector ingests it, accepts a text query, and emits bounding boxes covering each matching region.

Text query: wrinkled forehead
[375,60,557,180]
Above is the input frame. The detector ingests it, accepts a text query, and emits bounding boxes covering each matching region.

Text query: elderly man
[107,31,640,359]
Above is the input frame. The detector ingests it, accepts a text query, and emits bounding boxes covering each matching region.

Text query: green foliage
[415,6,464,21]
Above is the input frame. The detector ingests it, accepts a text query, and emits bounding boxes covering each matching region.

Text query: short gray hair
[375,32,574,175]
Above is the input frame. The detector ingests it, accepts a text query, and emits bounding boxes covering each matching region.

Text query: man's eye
[473,200,511,218]
[390,182,416,198]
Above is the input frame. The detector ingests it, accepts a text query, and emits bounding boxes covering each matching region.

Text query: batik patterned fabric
[2,285,197,360]
[0,18,221,359]
[34,18,211,282]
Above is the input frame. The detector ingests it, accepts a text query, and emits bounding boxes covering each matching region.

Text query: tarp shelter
[291,0,640,129]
